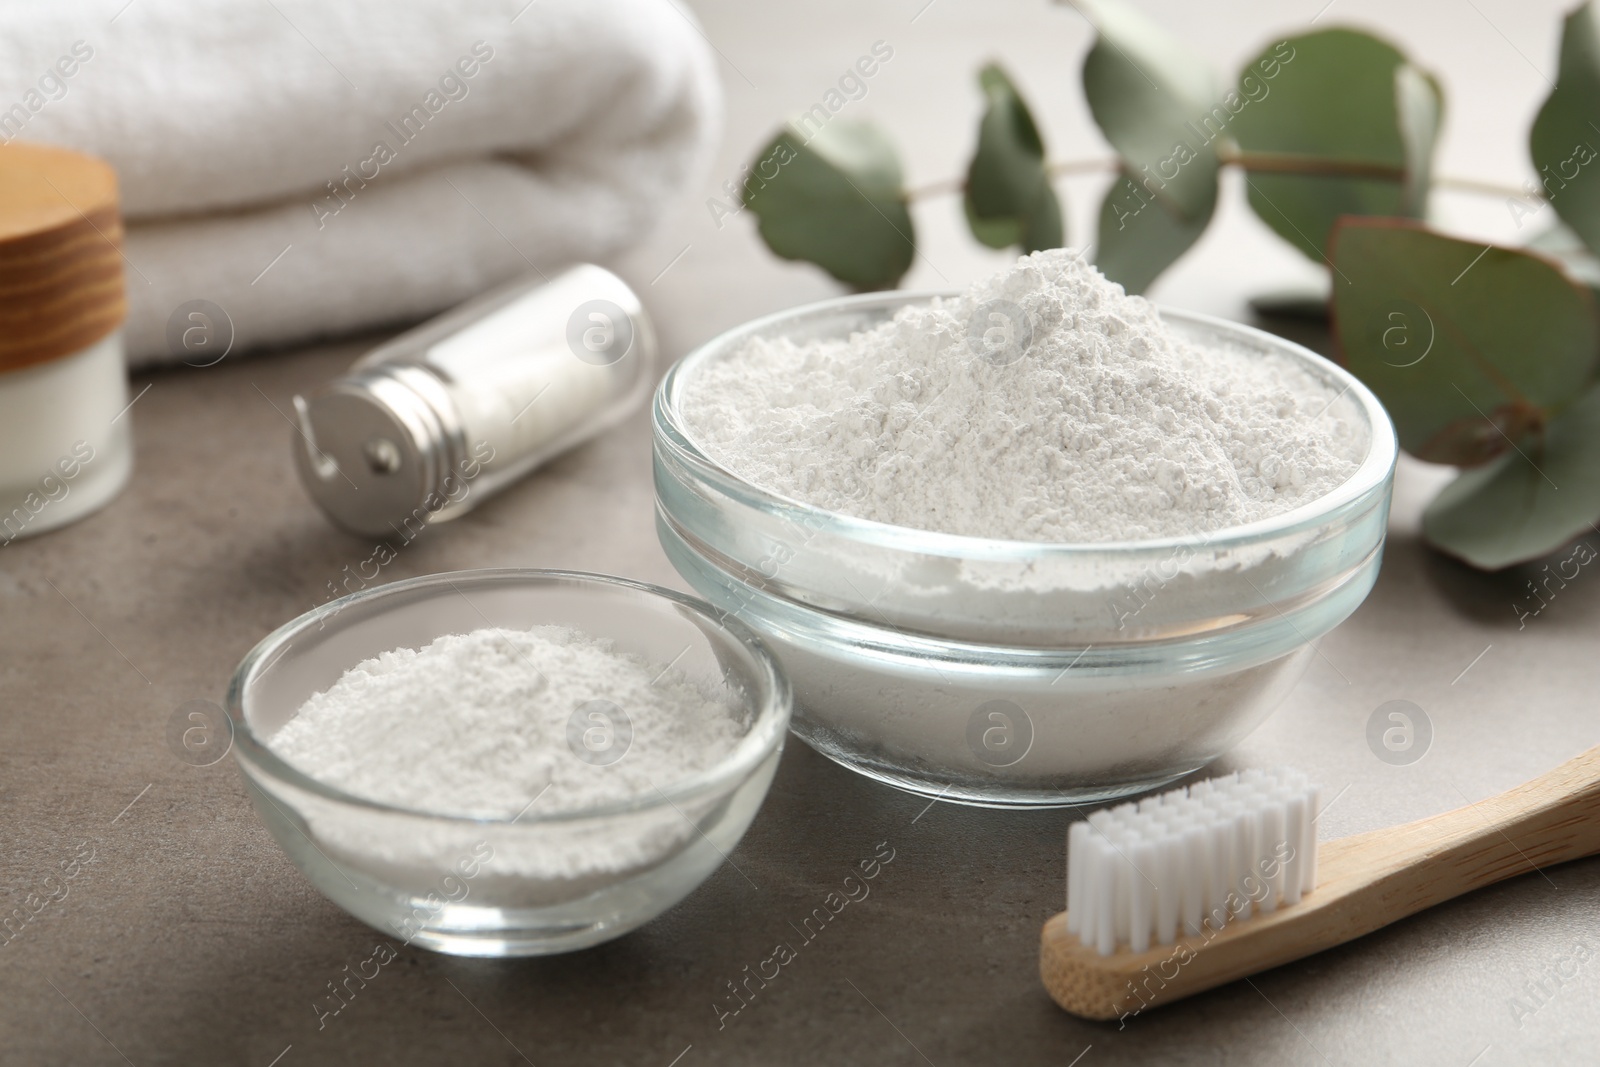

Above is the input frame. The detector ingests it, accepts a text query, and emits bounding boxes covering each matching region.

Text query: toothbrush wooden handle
[1346,742,1600,899]
[1040,744,1600,1021]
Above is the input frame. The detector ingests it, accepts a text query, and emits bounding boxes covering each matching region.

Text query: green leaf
[742,120,915,290]
[963,202,1022,249]
[1074,0,1221,223]
[1093,167,1215,294]
[1232,29,1441,262]
[1330,219,1600,465]
[1530,2,1600,260]
[1424,383,1600,569]
[964,64,1064,253]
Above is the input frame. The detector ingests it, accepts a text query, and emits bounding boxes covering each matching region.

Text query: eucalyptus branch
[1045,158,1121,178]
[1217,147,1405,180]
[906,154,1540,203]
[1433,175,1543,201]
[903,176,966,200]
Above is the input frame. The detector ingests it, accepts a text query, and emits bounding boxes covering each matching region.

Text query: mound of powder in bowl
[268,625,746,819]
[680,249,1363,543]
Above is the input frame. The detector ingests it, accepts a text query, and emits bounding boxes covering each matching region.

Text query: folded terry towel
[0,0,719,367]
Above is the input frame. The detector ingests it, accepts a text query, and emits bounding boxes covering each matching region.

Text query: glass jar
[0,142,132,546]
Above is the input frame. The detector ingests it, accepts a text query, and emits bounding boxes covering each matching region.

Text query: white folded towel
[0,0,719,366]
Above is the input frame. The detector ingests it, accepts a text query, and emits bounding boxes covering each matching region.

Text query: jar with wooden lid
[0,142,131,545]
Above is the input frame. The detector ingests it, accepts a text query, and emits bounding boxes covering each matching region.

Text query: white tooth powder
[271,625,745,819]
[267,626,752,899]
[683,249,1361,543]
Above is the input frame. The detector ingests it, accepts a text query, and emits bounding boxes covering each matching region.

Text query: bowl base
[403,914,650,957]
[799,734,1209,810]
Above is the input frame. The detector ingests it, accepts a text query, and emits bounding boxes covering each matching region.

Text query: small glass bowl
[226,569,791,956]
[653,293,1397,808]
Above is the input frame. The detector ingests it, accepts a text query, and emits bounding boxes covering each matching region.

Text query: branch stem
[1218,147,1405,180]
[1434,175,1542,201]
[1046,158,1121,178]
[904,176,966,200]
[902,155,1542,203]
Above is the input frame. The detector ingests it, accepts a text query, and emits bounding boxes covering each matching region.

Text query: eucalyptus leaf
[1330,219,1600,465]
[742,120,915,290]
[1074,0,1221,222]
[1424,383,1600,569]
[1232,29,1440,262]
[1093,167,1215,294]
[964,64,1064,253]
[1530,1,1600,260]
[963,202,1023,250]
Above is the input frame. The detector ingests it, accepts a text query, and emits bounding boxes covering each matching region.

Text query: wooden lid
[0,142,126,373]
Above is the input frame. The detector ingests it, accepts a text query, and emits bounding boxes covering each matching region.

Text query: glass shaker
[293,265,655,537]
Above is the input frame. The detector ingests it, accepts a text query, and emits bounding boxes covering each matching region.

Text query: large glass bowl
[652,293,1397,808]
[227,569,791,956]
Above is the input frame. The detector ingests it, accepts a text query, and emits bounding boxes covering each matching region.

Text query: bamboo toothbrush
[1040,746,1600,1021]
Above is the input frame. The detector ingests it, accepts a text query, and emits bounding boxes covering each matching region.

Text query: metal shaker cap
[292,363,465,538]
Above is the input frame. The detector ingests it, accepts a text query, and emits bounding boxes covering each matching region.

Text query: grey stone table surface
[3,1,1599,1064]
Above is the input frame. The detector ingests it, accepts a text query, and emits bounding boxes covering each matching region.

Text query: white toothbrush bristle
[1066,768,1319,956]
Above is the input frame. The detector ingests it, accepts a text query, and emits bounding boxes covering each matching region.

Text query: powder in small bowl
[681,249,1363,543]
[269,624,746,819]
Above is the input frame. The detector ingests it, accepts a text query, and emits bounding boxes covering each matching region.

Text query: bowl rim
[225,568,793,825]
[654,290,1399,561]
